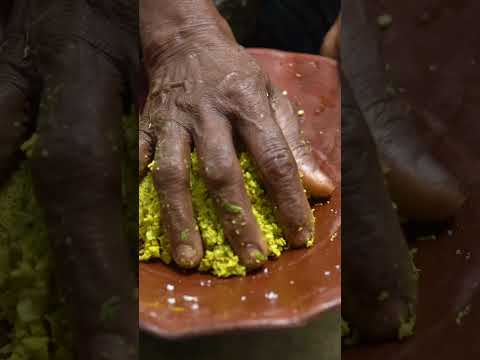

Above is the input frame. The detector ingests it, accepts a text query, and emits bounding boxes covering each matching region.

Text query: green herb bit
[147,161,156,171]
[223,202,243,215]
[377,291,390,302]
[101,296,121,323]
[254,251,267,263]
[398,314,416,340]
[180,229,189,242]
[456,304,472,325]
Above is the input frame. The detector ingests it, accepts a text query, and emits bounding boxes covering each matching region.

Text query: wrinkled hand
[139,8,333,271]
[342,75,417,342]
[342,0,464,222]
[320,15,340,59]
[341,0,463,342]
[0,1,137,359]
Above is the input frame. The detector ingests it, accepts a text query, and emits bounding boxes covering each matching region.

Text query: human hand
[341,0,464,222]
[342,75,417,342]
[0,1,138,358]
[139,0,333,271]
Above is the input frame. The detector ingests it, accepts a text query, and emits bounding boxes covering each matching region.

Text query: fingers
[0,62,33,181]
[341,0,464,221]
[269,86,335,198]
[0,21,36,183]
[139,123,154,179]
[151,121,203,269]
[320,15,341,59]
[234,85,314,248]
[342,77,417,342]
[374,107,465,222]
[195,110,268,270]
[30,42,136,344]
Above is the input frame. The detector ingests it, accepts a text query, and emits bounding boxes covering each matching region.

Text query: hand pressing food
[0,164,73,359]
[341,0,464,222]
[340,0,465,344]
[1,0,335,356]
[139,0,334,272]
[0,1,138,359]
[342,75,417,343]
[0,118,138,359]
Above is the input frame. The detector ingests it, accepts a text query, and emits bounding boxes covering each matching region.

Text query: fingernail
[175,245,198,268]
[243,246,268,270]
[300,165,335,198]
[289,223,315,249]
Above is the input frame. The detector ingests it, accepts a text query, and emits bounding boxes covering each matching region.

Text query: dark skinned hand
[340,1,464,342]
[342,0,464,222]
[342,74,417,342]
[139,0,334,271]
[0,1,138,359]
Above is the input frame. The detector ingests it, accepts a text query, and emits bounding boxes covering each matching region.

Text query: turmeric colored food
[0,166,73,359]
[139,153,314,277]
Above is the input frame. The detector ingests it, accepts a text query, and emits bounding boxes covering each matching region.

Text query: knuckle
[155,156,187,188]
[259,145,297,181]
[174,93,196,113]
[202,152,238,188]
[224,74,265,100]
[0,64,30,95]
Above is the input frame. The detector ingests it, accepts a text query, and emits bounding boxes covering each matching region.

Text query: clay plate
[345,0,480,358]
[139,49,341,339]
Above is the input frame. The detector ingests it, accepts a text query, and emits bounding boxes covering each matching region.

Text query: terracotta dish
[345,0,480,358]
[139,49,341,339]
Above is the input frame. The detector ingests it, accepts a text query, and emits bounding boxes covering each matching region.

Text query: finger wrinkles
[0,63,33,96]
[256,143,298,186]
[222,74,266,103]
[200,150,240,189]
[153,155,189,190]
[138,131,154,178]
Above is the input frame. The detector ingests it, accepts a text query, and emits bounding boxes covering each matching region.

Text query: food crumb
[398,314,416,340]
[456,304,472,325]
[167,298,176,305]
[377,14,393,29]
[416,234,436,242]
[377,291,390,302]
[265,291,279,301]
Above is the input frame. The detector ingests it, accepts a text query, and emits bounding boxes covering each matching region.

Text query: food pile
[0,165,73,359]
[0,118,138,359]
[139,153,314,277]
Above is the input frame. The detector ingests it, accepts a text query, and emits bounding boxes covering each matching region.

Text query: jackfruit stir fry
[0,166,73,359]
[0,118,138,359]
[139,153,315,277]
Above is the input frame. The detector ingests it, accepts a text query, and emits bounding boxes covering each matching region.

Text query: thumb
[320,16,341,60]
[270,86,334,198]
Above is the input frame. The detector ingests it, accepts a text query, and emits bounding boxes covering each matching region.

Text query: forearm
[140,0,234,69]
